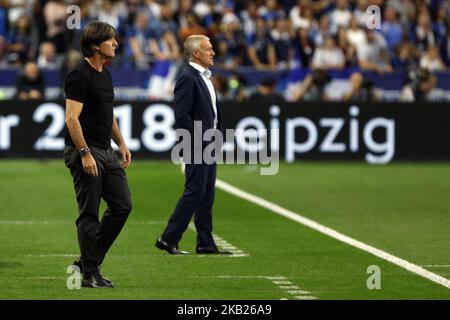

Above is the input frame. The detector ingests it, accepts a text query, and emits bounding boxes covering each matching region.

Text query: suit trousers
[64,146,132,276]
[161,162,216,248]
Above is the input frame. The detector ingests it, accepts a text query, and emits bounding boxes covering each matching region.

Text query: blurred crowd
[1,0,450,102]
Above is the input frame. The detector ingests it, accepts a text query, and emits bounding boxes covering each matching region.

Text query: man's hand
[119,145,132,169]
[82,153,98,177]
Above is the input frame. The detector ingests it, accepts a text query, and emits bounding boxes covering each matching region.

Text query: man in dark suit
[155,35,230,255]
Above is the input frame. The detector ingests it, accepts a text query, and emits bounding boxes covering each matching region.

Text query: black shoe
[82,274,114,288]
[73,257,114,286]
[155,237,189,255]
[196,246,232,255]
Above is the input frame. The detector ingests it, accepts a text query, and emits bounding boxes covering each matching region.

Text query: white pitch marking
[265,276,287,280]
[200,275,318,300]
[273,280,292,285]
[295,296,318,300]
[26,276,66,280]
[0,220,71,225]
[26,254,78,258]
[269,279,317,300]
[226,253,249,257]
[216,179,450,289]
[216,275,259,279]
[421,265,450,268]
[287,290,311,295]
[188,224,249,257]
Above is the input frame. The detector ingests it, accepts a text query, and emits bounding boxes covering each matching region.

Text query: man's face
[98,37,118,59]
[194,39,215,68]
[24,63,39,80]
[324,37,335,49]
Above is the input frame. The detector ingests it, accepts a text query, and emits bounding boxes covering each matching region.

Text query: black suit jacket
[173,64,222,135]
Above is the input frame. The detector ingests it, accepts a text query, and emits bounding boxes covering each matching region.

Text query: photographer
[400,68,437,102]
[342,72,378,102]
[15,61,46,100]
[292,69,331,102]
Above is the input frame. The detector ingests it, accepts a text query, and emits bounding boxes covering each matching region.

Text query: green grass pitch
[0,160,449,299]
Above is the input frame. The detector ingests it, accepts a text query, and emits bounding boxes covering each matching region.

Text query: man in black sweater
[64,21,132,288]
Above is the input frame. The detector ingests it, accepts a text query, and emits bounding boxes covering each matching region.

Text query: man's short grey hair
[184,35,209,60]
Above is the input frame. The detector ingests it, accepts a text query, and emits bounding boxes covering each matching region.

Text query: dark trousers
[161,162,216,248]
[64,146,132,277]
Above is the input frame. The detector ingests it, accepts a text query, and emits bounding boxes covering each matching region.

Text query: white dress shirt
[189,61,218,129]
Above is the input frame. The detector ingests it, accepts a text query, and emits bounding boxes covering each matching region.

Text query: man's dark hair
[80,21,116,57]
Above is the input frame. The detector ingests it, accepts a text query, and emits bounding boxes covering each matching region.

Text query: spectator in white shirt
[312,36,345,70]
[329,0,352,34]
[289,0,315,30]
[353,0,369,27]
[37,41,62,70]
[346,17,367,51]
[357,30,393,73]
[420,46,446,71]
[98,0,121,30]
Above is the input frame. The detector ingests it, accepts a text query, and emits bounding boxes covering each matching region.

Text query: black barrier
[0,100,449,163]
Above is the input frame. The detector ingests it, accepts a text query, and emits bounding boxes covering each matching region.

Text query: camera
[407,68,431,88]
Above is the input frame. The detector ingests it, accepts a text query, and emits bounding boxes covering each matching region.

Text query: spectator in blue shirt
[157,2,179,38]
[270,17,293,69]
[293,27,315,68]
[413,10,436,54]
[0,3,8,37]
[245,17,277,70]
[126,12,154,69]
[7,15,33,65]
[441,19,450,66]
[214,19,245,69]
[380,6,404,56]
[259,0,286,30]
[392,41,419,70]
[433,5,447,46]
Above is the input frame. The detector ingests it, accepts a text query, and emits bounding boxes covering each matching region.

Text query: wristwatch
[80,147,91,157]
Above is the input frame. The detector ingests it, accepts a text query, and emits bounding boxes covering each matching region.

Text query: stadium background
[0,0,449,300]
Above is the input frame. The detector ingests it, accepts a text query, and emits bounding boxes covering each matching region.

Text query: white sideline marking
[26,254,78,258]
[0,220,71,225]
[273,281,292,285]
[265,276,286,280]
[288,290,311,295]
[280,285,300,289]
[295,296,318,300]
[188,224,249,257]
[26,276,66,280]
[216,179,450,289]
[215,275,318,300]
